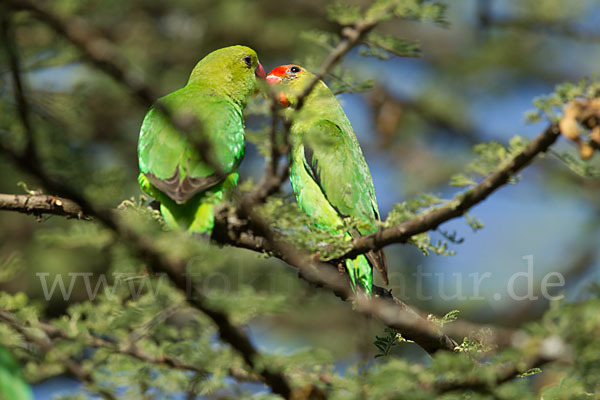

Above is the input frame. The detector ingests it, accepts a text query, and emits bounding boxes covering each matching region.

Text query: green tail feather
[158,195,216,234]
[346,254,373,297]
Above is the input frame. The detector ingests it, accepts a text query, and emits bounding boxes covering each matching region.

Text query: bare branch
[0,193,88,219]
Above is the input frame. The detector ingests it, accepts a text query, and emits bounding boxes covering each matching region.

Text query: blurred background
[1,0,600,397]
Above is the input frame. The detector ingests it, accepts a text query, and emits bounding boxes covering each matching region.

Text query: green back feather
[137,46,261,233]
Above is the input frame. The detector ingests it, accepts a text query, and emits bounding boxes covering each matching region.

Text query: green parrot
[0,346,32,400]
[138,46,266,233]
[266,64,388,296]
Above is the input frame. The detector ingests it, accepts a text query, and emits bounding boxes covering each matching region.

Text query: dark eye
[289,66,301,73]
[242,55,252,67]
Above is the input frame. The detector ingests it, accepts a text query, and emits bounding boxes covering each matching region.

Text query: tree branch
[244,8,390,207]
[0,311,117,400]
[0,156,296,397]
[0,310,257,384]
[342,123,561,259]
[435,335,570,393]
[0,193,88,219]
[2,0,157,106]
[0,10,283,388]
[0,12,37,162]
[0,0,567,361]
[0,122,564,356]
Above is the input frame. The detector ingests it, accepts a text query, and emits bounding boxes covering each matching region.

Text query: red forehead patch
[268,65,293,77]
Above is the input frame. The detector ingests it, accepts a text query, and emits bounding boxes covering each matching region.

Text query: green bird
[138,46,266,233]
[0,346,32,400]
[266,64,388,296]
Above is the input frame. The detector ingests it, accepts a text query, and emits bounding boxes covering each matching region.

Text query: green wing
[290,119,388,289]
[138,85,245,204]
[300,120,380,233]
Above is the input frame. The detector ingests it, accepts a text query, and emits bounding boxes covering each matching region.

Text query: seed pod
[559,115,579,140]
[579,141,594,160]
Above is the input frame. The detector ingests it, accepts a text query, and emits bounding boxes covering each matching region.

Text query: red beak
[266,74,282,85]
[266,65,288,85]
[255,63,266,79]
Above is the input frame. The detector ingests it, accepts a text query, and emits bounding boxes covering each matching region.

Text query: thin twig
[0,12,37,162]
[243,10,388,208]
[0,310,256,383]
[0,311,118,400]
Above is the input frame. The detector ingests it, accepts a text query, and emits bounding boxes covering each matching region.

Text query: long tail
[346,254,373,297]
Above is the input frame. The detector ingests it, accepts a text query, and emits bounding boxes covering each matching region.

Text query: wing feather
[138,86,245,204]
[300,120,388,283]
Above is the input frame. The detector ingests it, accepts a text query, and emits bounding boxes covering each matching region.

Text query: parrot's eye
[242,55,252,67]
[289,66,301,73]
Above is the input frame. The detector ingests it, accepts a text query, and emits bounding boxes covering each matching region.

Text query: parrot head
[266,64,311,107]
[188,45,266,104]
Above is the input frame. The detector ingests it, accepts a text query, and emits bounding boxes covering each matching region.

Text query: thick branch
[342,123,561,259]
[234,198,458,354]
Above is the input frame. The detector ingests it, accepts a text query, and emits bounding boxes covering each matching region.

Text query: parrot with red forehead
[138,46,266,233]
[267,64,388,296]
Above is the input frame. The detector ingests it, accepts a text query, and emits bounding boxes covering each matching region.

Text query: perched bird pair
[137,46,387,295]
